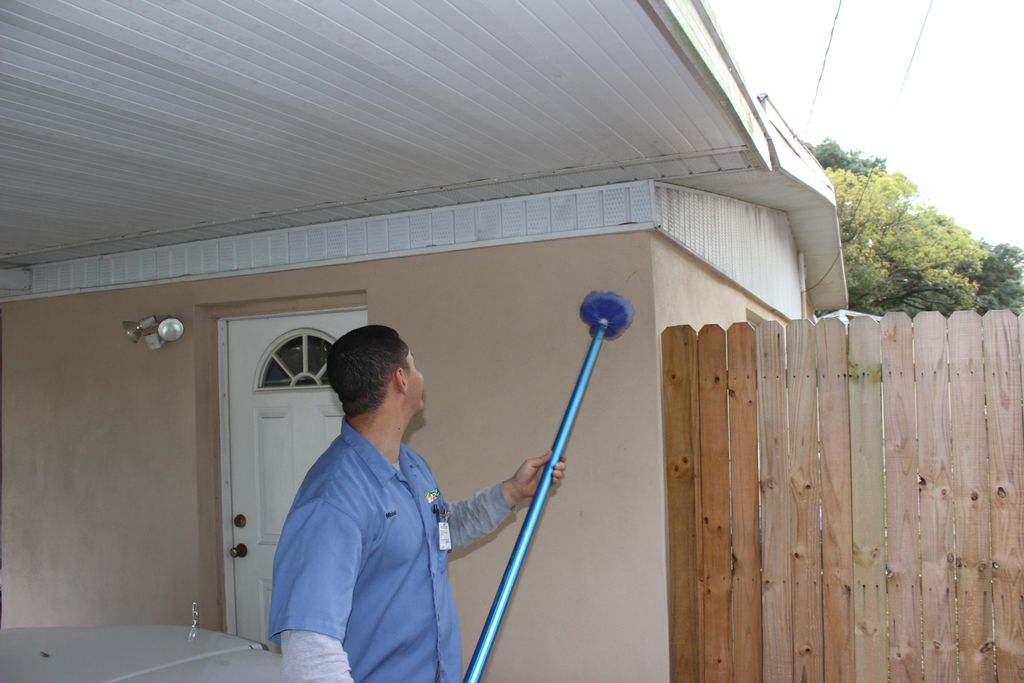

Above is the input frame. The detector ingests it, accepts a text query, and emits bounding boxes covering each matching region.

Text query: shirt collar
[341,420,400,487]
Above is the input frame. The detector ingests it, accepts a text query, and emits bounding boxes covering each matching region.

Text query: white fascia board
[787,203,848,311]
[758,95,836,203]
[755,96,848,310]
[644,0,772,168]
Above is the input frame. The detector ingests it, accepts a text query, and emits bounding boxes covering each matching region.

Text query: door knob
[229,543,248,558]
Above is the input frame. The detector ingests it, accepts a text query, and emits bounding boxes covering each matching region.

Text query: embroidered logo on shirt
[424,487,440,504]
[385,510,398,518]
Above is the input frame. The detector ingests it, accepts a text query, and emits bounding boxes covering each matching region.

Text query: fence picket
[881,313,923,681]
[815,318,855,681]
[913,312,956,681]
[982,311,1024,676]
[948,312,994,682]
[728,323,762,682]
[757,321,794,681]
[698,325,732,683]
[661,326,701,682]
[787,320,824,682]
[847,316,888,681]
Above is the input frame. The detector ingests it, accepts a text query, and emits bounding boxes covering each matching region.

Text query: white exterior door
[223,309,367,643]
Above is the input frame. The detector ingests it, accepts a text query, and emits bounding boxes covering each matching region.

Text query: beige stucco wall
[1,230,791,680]
[650,232,788,332]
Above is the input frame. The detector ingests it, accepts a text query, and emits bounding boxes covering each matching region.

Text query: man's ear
[394,365,409,394]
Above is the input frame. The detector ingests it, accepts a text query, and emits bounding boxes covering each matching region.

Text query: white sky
[708,0,1024,250]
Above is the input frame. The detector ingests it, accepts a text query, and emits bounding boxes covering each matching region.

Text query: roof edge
[757,95,836,203]
[641,0,772,168]
[755,96,848,311]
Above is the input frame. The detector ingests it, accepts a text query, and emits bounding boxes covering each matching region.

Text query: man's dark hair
[327,325,409,417]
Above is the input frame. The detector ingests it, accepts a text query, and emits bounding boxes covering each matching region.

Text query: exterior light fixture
[122,315,185,349]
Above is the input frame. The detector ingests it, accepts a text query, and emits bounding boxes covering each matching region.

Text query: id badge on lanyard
[433,503,452,551]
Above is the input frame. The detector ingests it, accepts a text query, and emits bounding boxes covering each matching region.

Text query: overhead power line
[897,0,937,101]
[805,0,845,134]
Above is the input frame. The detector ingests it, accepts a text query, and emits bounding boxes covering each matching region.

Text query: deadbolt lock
[233,514,247,528]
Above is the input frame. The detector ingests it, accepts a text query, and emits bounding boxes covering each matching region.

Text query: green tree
[807,138,887,176]
[810,140,1024,315]
[975,242,1024,314]
[829,168,985,315]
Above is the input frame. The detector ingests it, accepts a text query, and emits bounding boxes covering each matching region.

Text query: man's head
[327,325,421,418]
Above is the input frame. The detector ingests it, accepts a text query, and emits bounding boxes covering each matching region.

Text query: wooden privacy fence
[661,312,1024,682]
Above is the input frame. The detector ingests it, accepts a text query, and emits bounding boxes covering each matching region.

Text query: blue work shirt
[269,421,459,683]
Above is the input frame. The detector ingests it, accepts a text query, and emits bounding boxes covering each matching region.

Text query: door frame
[215,305,366,634]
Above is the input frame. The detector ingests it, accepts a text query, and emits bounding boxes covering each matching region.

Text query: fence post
[948,312,995,681]
[787,320,824,682]
[697,325,732,683]
[728,323,762,682]
[847,317,888,680]
[757,321,794,681]
[881,312,923,681]
[981,311,1024,677]
[661,326,701,682]
[914,312,956,681]
[816,318,855,681]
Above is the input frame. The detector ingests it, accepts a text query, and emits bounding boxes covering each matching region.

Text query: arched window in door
[257,330,334,389]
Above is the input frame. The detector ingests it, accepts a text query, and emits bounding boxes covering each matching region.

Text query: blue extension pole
[462,327,607,683]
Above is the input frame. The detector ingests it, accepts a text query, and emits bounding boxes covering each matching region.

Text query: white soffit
[0,0,767,267]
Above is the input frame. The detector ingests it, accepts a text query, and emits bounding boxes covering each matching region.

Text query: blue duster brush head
[579,290,634,339]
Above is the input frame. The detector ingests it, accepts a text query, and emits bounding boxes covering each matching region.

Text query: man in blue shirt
[269,325,563,683]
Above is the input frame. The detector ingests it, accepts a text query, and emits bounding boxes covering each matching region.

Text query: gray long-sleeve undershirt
[282,631,349,683]
[281,482,514,683]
